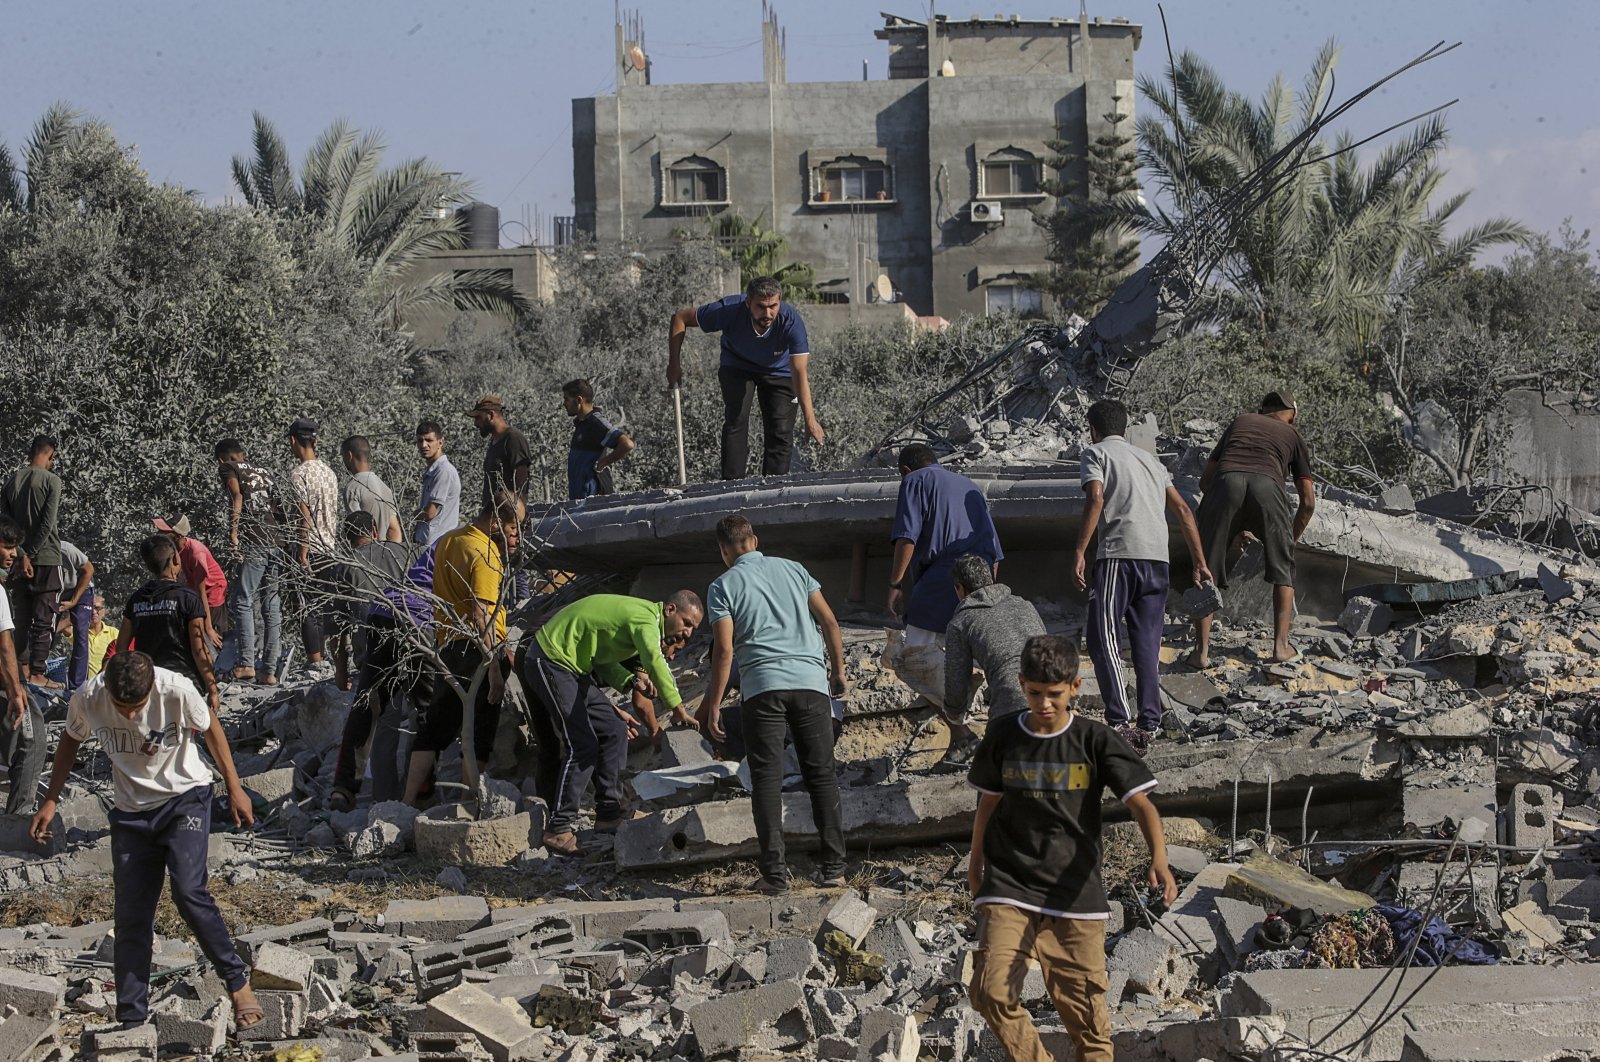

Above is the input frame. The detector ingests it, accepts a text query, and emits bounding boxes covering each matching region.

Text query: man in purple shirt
[667,275,825,480]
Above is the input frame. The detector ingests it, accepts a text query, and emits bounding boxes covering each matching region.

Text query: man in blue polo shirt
[667,275,825,480]
[697,514,849,893]
[887,444,1004,706]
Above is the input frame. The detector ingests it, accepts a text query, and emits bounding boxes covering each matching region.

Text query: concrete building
[401,245,558,348]
[572,9,1140,319]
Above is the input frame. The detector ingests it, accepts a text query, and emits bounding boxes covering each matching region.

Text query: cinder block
[549,897,675,940]
[818,893,879,947]
[384,896,490,941]
[251,940,314,991]
[1509,784,1556,849]
[688,981,812,1057]
[153,997,228,1055]
[238,989,306,1042]
[859,1008,920,1062]
[623,909,730,950]
[236,917,333,964]
[87,1021,157,1059]
[0,967,65,1017]
[679,895,775,935]
[659,728,717,768]
[1339,596,1393,638]
[419,983,540,1062]
[412,914,574,1001]
[764,937,820,983]
[1106,927,1196,1001]
[861,918,927,967]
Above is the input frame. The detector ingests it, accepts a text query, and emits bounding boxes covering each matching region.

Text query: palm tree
[1073,43,1527,350]
[230,112,525,321]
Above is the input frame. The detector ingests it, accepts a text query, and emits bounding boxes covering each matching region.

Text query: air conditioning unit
[970,200,1004,223]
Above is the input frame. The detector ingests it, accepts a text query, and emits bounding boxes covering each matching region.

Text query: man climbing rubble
[523,589,702,855]
[697,515,849,893]
[1189,389,1315,668]
[1073,399,1212,752]
[30,650,264,1033]
[885,443,1004,709]
[941,553,1046,765]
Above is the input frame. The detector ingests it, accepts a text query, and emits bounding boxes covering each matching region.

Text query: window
[815,156,892,203]
[987,285,1043,317]
[665,156,726,205]
[981,148,1042,198]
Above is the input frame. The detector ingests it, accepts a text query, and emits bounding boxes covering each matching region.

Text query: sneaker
[328,788,355,814]
[815,871,849,888]
[943,731,981,767]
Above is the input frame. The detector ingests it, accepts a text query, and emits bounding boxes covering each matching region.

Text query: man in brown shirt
[1188,390,1315,667]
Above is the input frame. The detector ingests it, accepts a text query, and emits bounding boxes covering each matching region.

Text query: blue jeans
[231,553,282,678]
[66,587,95,690]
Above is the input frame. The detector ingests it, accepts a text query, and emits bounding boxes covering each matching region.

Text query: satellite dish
[940,58,956,77]
[874,274,894,303]
[629,44,647,71]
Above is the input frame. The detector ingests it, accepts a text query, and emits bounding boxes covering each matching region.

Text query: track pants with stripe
[1085,558,1169,730]
[521,642,628,834]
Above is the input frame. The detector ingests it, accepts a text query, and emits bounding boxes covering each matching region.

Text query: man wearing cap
[667,275,825,480]
[288,417,340,675]
[468,396,532,511]
[1189,390,1315,667]
[154,516,227,657]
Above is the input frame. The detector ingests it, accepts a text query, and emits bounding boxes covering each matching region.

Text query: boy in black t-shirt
[967,635,1176,1062]
[115,535,221,713]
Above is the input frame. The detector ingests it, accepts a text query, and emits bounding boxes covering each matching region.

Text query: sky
[5,0,1597,250]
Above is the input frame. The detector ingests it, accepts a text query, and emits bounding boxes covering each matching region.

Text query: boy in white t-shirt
[30,651,264,1032]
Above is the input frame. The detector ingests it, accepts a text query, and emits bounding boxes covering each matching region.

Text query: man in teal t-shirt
[523,591,703,855]
[698,515,849,893]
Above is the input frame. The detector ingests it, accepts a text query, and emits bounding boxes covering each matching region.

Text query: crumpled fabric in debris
[1242,947,1308,973]
[1305,908,1396,969]
[1375,903,1499,966]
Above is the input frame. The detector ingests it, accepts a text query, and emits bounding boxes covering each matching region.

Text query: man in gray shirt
[942,554,1046,765]
[1072,400,1211,752]
[412,419,461,547]
[340,436,402,542]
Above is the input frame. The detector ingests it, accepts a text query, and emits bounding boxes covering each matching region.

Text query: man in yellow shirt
[85,598,118,679]
[402,490,524,806]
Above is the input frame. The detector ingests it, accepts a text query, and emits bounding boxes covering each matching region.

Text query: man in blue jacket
[667,276,825,480]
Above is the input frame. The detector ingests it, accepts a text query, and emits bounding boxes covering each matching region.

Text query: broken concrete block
[1164,845,1211,878]
[764,937,820,983]
[1509,784,1556,849]
[237,990,306,1042]
[1378,483,1416,515]
[859,1008,920,1062]
[0,967,64,1017]
[0,1014,56,1061]
[1107,927,1198,1001]
[1536,563,1577,603]
[1399,1029,1600,1062]
[659,728,717,769]
[87,1021,157,1059]
[861,918,926,968]
[348,819,405,859]
[1502,901,1563,949]
[1223,854,1377,916]
[240,767,296,806]
[1180,582,1224,619]
[412,915,573,1001]
[153,997,227,1055]
[1160,671,1226,711]
[251,940,314,991]
[1395,702,1492,739]
[688,981,811,1058]
[384,896,490,941]
[1339,596,1393,638]
[414,804,532,867]
[819,893,879,947]
[236,917,334,965]
[420,983,540,1062]
[623,909,730,950]
[1213,897,1264,965]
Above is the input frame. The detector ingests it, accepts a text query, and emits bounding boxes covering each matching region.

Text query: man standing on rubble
[941,554,1046,765]
[413,419,462,547]
[469,396,532,510]
[1073,399,1212,752]
[1188,390,1315,668]
[30,650,264,1032]
[2,436,64,689]
[887,444,1004,707]
[697,515,849,893]
[401,491,524,808]
[0,516,46,816]
[288,417,341,677]
[340,435,404,542]
[667,275,825,480]
[523,589,702,855]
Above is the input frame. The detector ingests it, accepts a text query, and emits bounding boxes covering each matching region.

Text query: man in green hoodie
[522,591,702,855]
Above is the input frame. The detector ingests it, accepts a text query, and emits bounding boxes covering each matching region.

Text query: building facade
[572,10,1139,319]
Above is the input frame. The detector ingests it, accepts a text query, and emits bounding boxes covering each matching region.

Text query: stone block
[385,896,490,941]
[1378,483,1416,515]
[819,893,879,947]
[1164,845,1211,878]
[861,918,926,967]
[1339,596,1393,638]
[688,981,811,1058]
[87,1021,157,1058]
[241,766,297,805]
[415,805,532,867]
[236,917,333,965]
[0,967,64,1017]
[1160,671,1226,711]
[349,819,404,859]
[764,937,821,983]
[1106,927,1197,1001]
[1536,563,1577,604]
[0,1013,55,1060]
[679,894,775,934]
[1502,901,1562,949]
[1223,854,1376,917]
[623,909,730,950]
[412,914,574,1001]
[419,983,540,1062]
[1213,897,1265,965]
[1179,581,1225,619]
[538,897,674,940]
[858,1008,920,1062]
[659,728,717,768]
[238,990,306,1042]
[153,997,227,1055]
[1509,784,1556,849]
[251,940,314,991]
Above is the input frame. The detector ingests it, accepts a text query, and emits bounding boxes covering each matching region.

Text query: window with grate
[815,156,892,202]
[981,148,1042,198]
[986,285,1043,317]
[666,157,727,205]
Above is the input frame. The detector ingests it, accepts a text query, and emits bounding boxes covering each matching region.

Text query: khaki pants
[969,903,1113,1062]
